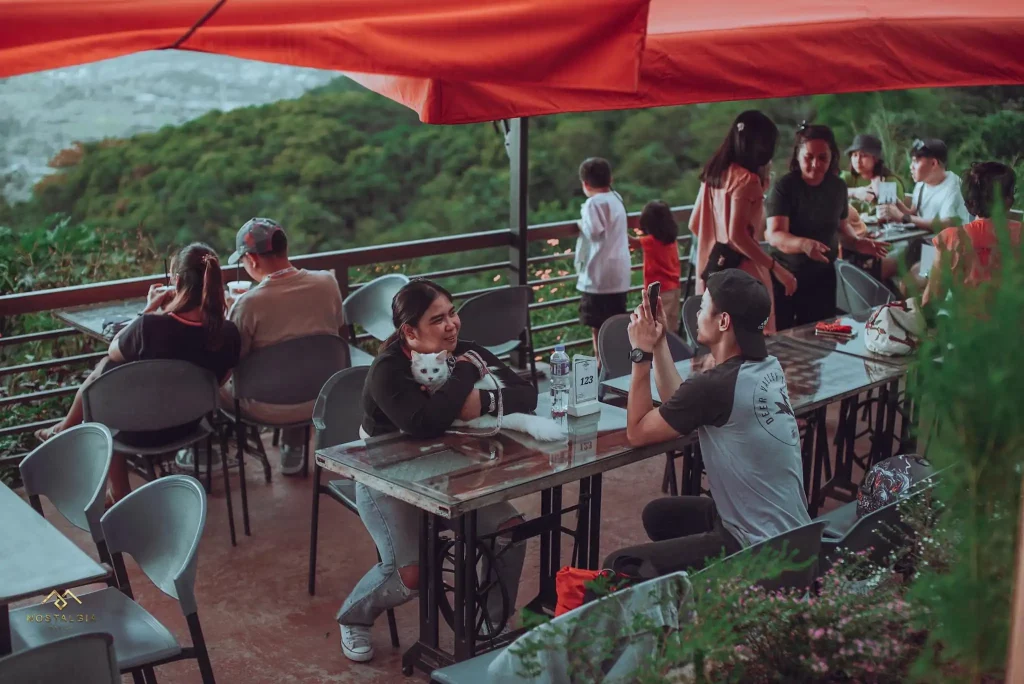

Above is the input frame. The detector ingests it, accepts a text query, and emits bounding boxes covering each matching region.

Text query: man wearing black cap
[878,138,971,230]
[606,269,810,574]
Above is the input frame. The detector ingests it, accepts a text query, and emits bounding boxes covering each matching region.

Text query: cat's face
[410,350,450,391]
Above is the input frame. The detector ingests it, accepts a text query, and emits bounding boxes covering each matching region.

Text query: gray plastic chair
[597,314,694,396]
[815,500,859,540]
[10,476,216,683]
[712,520,827,593]
[343,273,410,342]
[18,423,125,583]
[81,359,234,545]
[20,424,113,554]
[224,334,350,538]
[430,648,506,684]
[0,633,119,684]
[835,259,893,314]
[682,295,706,353]
[457,286,537,386]
[307,367,401,648]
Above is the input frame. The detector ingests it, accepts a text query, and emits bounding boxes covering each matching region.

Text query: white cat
[411,350,566,442]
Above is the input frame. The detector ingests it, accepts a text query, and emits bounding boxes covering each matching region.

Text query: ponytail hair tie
[736,122,745,132]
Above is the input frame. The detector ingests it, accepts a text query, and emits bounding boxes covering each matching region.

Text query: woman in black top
[35,243,241,502]
[766,124,889,329]
[338,279,530,663]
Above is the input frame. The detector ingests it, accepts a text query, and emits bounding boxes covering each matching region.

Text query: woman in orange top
[924,162,1020,306]
[629,200,681,333]
[689,110,797,334]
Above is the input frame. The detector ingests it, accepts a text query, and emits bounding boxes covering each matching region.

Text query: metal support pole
[503,118,530,369]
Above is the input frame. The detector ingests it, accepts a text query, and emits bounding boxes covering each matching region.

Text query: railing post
[504,117,529,369]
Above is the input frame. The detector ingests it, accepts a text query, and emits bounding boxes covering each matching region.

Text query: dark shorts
[579,292,628,330]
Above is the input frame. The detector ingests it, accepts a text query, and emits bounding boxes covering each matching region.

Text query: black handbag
[698,185,746,282]
[701,241,744,282]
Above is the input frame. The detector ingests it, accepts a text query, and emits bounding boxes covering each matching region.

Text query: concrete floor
[18,415,855,684]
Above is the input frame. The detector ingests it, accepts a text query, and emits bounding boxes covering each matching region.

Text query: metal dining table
[315,394,694,675]
[601,337,907,514]
[53,299,147,344]
[0,483,110,656]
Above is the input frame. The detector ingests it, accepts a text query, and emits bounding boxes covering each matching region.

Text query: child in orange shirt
[629,201,682,334]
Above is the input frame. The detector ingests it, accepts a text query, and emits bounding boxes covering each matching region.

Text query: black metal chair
[308,366,401,650]
[222,334,350,540]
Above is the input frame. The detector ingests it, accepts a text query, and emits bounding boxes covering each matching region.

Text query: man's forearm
[626,362,655,434]
[652,338,683,404]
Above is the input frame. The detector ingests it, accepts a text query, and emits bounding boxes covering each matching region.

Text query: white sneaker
[279,445,305,476]
[340,625,374,662]
[175,447,223,473]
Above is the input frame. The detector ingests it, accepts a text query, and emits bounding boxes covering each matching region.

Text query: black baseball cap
[705,269,771,359]
[911,138,948,165]
[228,218,286,265]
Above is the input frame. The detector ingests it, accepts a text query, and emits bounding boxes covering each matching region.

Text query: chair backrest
[82,360,218,433]
[19,424,113,544]
[457,286,532,347]
[830,499,904,568]
[715,520,827,593]
[665,331,695,362]
[682,295,703,349]
[233,334,350,404]
[835,259,893,314]
[598,316,696,386]
[342,273,410,342]
[0,633,118,684]
[312,366,372,449]
[101,475,206,616]
[597,314,632,384]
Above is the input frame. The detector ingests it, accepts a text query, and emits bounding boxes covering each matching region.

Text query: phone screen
[648,282,661,320]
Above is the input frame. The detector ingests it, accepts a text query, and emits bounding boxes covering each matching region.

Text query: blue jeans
[338,483,526,628]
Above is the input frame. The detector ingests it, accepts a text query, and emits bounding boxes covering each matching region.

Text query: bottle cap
[554,344,565,352]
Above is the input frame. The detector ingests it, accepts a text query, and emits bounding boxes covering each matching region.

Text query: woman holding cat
[337,278,532,663]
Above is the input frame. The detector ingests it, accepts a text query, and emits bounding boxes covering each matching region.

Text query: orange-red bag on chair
[555,567,601,616]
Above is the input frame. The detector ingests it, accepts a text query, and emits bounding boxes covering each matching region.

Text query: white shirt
[912,171,972,225]
[574,192,631,294]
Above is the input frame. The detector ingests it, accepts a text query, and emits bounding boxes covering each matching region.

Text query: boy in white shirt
[574,157,631,367]
[879,138,972,229]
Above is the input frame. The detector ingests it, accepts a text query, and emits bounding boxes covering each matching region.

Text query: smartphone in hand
[647,281,661,321]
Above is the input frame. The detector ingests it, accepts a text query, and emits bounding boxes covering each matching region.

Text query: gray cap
[844,134,883,159]
[228,218,285,265]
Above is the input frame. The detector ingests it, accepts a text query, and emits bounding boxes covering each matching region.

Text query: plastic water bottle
[549,344,570,419]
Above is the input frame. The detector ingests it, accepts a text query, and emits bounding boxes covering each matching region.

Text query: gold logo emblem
[42,590,82,611]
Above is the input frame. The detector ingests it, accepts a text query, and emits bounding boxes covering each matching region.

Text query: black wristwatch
[902,213,912,224]
[630,348,654,364]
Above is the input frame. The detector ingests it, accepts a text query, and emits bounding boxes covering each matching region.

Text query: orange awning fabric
[349,0,1024,124]
[0,0,650,94]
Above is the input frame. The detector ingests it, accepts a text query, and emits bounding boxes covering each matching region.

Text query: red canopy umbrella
[0,0,650,93]
[349,0,1024,123]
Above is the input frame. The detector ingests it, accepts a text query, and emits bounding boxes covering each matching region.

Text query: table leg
[871,383,890,469]
[809,407,830,517]
[539,490,551,593]
[588,475,603,570]
[550,486,563,585]
[883,379,900,461]
[460,512,479,661]
[1,604,10,656]
[801,414,815,500]
[576,478,592,568]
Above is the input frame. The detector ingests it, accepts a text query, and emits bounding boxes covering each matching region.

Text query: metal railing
[5,202,1019,466]
[0,206,699,464]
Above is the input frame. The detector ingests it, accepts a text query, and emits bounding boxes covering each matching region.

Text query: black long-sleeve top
[361,339,537,438]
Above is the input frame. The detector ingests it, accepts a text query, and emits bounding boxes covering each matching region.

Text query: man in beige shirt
[211,218,345,474]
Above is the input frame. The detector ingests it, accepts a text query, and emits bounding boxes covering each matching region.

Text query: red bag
[555,567,600,616]
[554,566,642,616]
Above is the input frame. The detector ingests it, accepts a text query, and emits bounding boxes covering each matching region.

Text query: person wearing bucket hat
[840,134,906,216]
[175,217,346,476]
[603,269,810,575]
